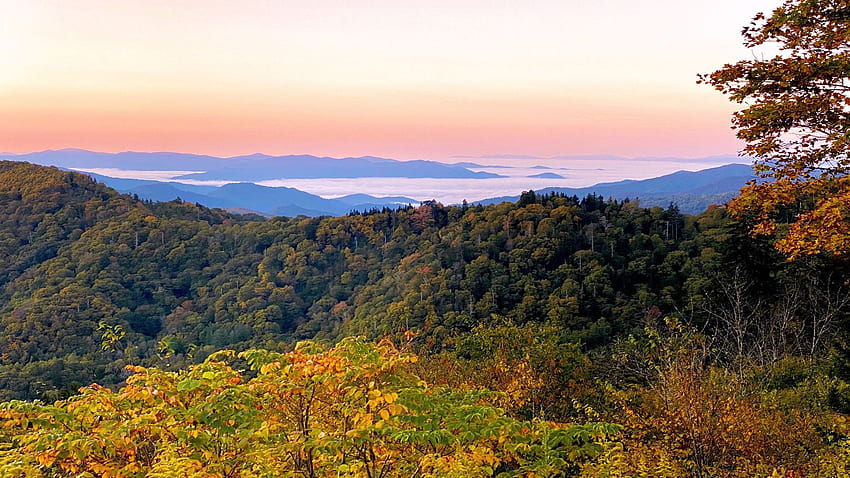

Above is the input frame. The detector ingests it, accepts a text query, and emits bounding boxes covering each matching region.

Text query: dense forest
[4,0,850,474]
[1,159,849,476]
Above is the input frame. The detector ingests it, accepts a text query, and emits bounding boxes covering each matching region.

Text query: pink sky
[1,0,781,161]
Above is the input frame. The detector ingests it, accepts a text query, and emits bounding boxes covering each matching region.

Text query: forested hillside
[1,160,847,396]
[1,160,849,475]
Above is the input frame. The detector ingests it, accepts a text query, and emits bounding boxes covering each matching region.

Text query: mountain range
[477,164,755,213]
[0,149,757,216]
[7,149,501,180]
[88,163,753,216]
[82,172,418,217]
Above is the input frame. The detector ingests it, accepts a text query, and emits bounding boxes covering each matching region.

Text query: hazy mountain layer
[478,164,754,214]
[6,149,502,180]
[84,163,754,217]
[85,172,419,216]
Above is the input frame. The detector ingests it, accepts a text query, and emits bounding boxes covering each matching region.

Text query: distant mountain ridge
[0,150,757,217]
[478,164,755,214]
[453,153,748,163]
[88,163,755,217]
[6,149,502,180]
[83,171,418,217]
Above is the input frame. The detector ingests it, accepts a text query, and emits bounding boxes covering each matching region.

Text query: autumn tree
[0,337,620,477]
[702,0,850,258]
[589,318,848,478]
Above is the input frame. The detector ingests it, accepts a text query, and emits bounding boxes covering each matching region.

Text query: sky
[1,0,782,162]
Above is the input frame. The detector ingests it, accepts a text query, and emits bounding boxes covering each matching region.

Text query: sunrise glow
[1,0,781,160]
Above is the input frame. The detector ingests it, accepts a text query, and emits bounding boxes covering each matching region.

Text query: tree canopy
[1,161,850,475]
[702,0,850,259]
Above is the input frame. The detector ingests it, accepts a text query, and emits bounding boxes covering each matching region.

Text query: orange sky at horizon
[1,0,781,161]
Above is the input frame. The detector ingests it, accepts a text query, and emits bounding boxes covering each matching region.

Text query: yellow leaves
[387,403,406,416]
[35,451,55,467]
[580,440,685,478]
[775,185,850,259]
[729,174,850,259]
[2,419,19,429]
[125,364,148,375]
[88,460,116,475]
[417,444,502,478]
[256,360,279,376]
[366,390,408,423]
[707,0,850,260]
[0,337,619,478]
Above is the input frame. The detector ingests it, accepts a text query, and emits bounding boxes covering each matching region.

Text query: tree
[0,338,620,477]
[591,318,839,478]
[701,0,850,258]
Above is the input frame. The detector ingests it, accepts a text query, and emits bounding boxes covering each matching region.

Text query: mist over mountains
[91,164,755,216]
[81,172,418,217]
[11,149,502,180]
[0,149,756,216]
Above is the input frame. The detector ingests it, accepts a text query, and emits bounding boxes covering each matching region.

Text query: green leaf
[176,378,202,392]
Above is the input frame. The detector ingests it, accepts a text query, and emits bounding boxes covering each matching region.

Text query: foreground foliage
[415,320,850,477]
[3,329,849,477]
[0,337,619,477]
[588,319,850,478]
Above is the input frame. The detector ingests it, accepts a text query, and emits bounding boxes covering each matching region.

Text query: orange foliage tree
[701,0,850,259]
